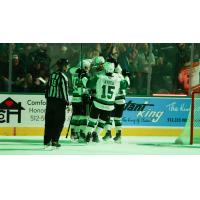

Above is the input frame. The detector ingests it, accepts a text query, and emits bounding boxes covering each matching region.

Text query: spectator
[151,52,173,93]
[86,46,101,59]
[1,43,197,96]
[28,59,49,93]
[101,43,113,58]
[19,44,34,73]
[0,44,9,91]
[66,45,80,67]
[174,43,190,92]
[12,54,26,92]
[117,44,131,72]
[29,44,51,71]
[23,73,35,93]
[48,44,69,72]
[128,46,138,94]
[106,45,119,67]
[133,43,155,95]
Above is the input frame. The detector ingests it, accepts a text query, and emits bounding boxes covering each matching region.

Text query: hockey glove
[122,69,131,77]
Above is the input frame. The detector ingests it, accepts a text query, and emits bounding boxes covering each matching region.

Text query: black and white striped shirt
[45,71,69,103]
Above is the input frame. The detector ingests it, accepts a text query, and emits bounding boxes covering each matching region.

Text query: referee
[44,58,70,148]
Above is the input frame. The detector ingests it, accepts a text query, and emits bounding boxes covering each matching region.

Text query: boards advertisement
[123,97,190,127]
[0,94,190,128]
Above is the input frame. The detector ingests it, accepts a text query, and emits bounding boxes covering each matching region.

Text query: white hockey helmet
[82,59,91,68]
[104,62,115,73]
[78,59,91,68]
[85,59,92,65]
[93,56,105,65]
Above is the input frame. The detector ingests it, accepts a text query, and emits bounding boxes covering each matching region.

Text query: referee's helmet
[56,58,69,71]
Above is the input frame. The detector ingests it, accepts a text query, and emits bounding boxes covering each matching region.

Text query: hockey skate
[86,132,92,143]
[70,131,79,141]
[78,132,86,143]
[92,132,100,143]
[43,143,51,150]
[51,141,61,149]
[113,131,121,143]
[102,130,112,141]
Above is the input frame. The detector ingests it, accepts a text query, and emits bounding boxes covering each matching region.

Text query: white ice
[0,136,200,155]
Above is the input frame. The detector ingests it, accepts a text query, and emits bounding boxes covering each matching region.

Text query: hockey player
[103,65,130,143]
[90,56,105,77]
[81,62,127,143]
[69,59,91,140]
[89,56,106,107]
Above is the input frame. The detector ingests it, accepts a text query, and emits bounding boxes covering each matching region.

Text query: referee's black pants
[44,98,66,145]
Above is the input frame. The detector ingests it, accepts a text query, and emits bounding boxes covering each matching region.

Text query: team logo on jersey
[0,98,25,123]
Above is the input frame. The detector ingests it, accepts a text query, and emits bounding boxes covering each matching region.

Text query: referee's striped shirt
[45,71,69,103]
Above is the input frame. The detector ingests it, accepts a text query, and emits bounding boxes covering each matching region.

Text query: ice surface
[0,136,200,155]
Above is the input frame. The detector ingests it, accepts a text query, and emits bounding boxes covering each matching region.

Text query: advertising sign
[0,94,191,128]
[0,94,71,127]
[123,97,191,127]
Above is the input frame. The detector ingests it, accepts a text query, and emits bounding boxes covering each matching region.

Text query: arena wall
[0,94,190,136]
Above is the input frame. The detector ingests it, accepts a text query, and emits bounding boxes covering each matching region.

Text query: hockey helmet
[57,58,69,67]
[93,56,105,65]
[104,62,114,74]
[78,59,91,68]
[56,58,69,72]
[82,59,91,68]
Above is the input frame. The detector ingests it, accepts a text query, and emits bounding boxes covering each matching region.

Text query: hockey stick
[66,112,73,138]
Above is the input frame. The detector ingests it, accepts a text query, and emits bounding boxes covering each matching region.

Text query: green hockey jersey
[70,67,88,103]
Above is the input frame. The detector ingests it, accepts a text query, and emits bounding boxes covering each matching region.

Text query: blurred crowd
[0,43,199,95]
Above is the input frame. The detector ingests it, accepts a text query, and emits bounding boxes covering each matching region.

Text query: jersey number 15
[101,85,115,99]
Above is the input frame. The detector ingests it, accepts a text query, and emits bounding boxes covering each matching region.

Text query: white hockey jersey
[114,73,130,105]
[93,74,120,111]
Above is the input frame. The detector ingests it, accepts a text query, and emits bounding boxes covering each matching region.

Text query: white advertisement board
[0,94,72,127]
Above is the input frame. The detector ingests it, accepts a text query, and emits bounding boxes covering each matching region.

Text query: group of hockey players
[68,55,130,143]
